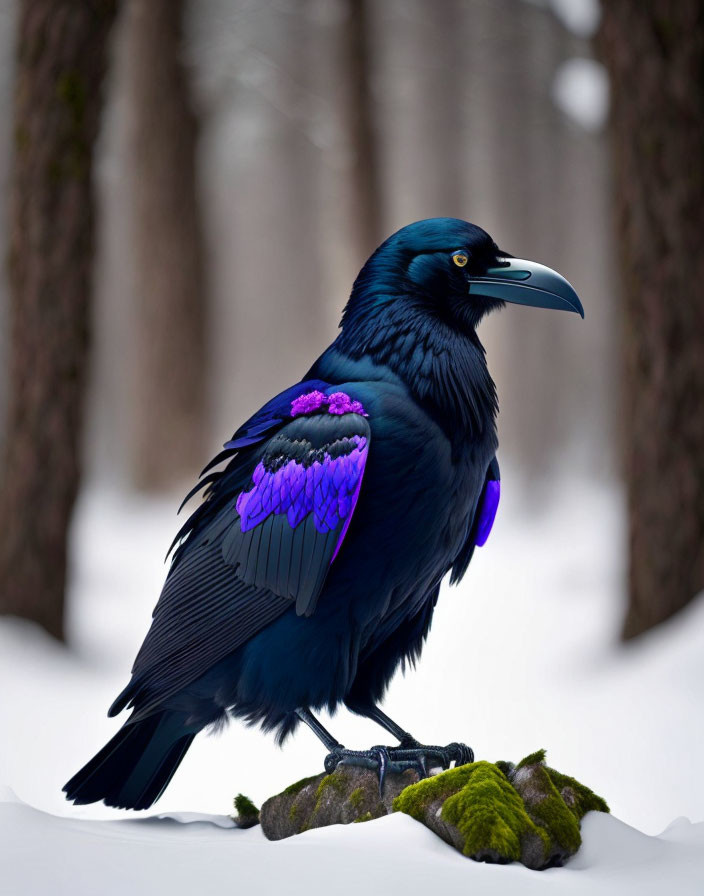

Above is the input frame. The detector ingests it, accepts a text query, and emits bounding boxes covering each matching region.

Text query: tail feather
[63,711,196,810]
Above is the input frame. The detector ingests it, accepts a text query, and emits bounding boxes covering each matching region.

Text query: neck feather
[334,301,498,450]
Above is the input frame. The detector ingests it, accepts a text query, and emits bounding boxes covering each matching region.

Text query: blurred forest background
[0,0,701,646]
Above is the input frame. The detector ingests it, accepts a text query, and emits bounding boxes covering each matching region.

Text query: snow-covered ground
[2,792,703,896]
[2,475,704,893]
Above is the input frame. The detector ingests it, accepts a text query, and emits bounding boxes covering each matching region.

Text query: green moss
[517,749,547,770]
[348,787,366,811]
[315,771,348,802]
[354,811,373,824]
[395,761,551,862]
[283,774,320,797]
[544,767,610,819]
[393,762,478,818]
[516,764,581,854]
[233,793,259,818]
[445,764,550,861]
[394,762,460,818]
[289,803,299,822]
[511,752,608,855]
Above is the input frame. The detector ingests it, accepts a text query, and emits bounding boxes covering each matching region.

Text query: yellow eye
[452,252,468,268]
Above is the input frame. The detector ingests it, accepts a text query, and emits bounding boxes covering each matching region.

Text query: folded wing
[223,409,370,616]
[110,386,370,718]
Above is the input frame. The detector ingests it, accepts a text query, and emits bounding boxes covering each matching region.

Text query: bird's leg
[345,699,475,778]
[297,703,474,796]
[347,701,416,746]
[296,707,395,789]
[295,708,342,753]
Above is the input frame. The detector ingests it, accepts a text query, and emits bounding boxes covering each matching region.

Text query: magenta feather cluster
[290,390,367,418]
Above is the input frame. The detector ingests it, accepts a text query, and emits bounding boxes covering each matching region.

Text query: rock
[393,749,609,870]
[249,749,608,870]
[232,793,260,829]
[260,765,420,840]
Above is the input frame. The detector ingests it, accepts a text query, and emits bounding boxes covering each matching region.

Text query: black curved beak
[468,257,584,318]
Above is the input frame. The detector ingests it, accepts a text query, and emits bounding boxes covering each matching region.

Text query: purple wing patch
[223,389,371,616]
[474,479,500,547]
[291,390,368,418]
[236,435,368,536]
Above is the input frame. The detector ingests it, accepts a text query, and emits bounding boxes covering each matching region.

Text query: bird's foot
[390,738,474,777]
[323,739,474,795]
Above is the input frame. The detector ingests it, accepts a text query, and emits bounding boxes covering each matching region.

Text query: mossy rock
[260,765,419,840]
[394,749,608,870]
[251,749,608,869]
[232,793,260,829]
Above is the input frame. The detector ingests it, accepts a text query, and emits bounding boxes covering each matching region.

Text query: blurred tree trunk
[0,0,117,640]
[125,0,207,490]
[344,0,382,260]
[599,2,704,638]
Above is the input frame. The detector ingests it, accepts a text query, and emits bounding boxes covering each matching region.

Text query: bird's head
[340,217,583,343]
[333,217,583,440]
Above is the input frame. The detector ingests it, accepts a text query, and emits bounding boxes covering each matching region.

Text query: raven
[64,218,583,809]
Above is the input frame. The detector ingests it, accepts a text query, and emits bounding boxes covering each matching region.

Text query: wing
[110,385,369,718]
[449,456,500,585]
[222,408,370,617]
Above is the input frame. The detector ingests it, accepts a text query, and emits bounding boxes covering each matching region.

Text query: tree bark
[598,2,704,638]
[0,0,117,640]
[125,0,207,491]
[343,0,383,261]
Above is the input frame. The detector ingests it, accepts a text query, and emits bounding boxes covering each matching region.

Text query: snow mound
[2,795,702,896]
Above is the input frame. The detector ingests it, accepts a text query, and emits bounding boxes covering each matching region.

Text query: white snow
[2,797,703,896]
[549,0,601,39]
[522,0,600,39]
[2,475,704,892]
[552,58,610,132]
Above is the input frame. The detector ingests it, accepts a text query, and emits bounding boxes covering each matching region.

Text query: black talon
[413,753,429,779]
[371,745,391,795]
